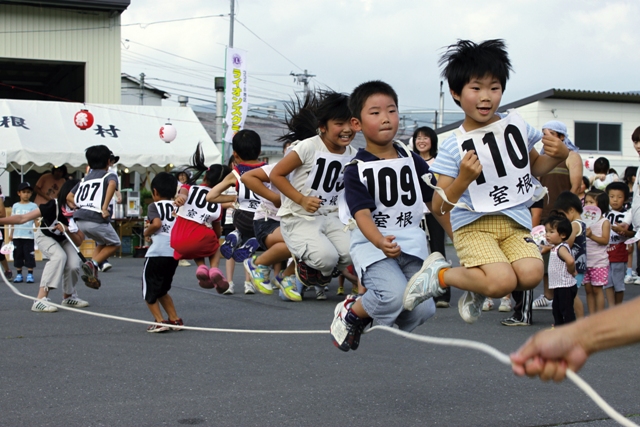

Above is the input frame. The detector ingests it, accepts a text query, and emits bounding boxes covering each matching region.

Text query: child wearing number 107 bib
[329,80,453,352]
[402,39,570,324]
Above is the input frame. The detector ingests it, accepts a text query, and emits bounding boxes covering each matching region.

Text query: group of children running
[2,38,636,348]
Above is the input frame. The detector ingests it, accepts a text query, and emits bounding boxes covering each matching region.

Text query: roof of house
[121,73,170,99]
[1,0,130,13]
[435,88,640,134]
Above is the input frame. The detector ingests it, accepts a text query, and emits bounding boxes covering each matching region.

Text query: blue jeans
[360,253,436,331]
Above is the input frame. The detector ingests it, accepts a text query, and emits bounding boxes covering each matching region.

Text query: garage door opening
[0,58,85,102]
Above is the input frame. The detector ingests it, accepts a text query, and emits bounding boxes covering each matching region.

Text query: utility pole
[139,72,145,105]
[229,0,234,48]
[290,69,315,95]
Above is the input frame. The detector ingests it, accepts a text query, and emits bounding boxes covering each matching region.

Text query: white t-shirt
[277,135,356,217]
[253,164,281,222]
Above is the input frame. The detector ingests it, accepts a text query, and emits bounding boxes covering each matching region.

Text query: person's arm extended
[431,150,482,214]
[241,168,280,207]
[511,296,640,382]
[557,245,575,275]
[270,150,321,213]
[205,173,238,203]
[102,180,117,218]
[530,130,569,177]
[353,209,400,258]
[567,151,583,194]
[0,208,42,226]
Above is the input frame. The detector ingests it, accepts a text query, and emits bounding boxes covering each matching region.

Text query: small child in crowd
[143,172,183,333]
[330,80,449,351]
[9,182,38,283]
[67,145,121,289]
[590,157,619,191]
[583,190,610,314]
[206,129,265,295]
[402,39,568,323]
[172,144,233,292]
[552,191,586,319]
[604,182,633,306]
[543,212,577,325]
[271,91,356,296]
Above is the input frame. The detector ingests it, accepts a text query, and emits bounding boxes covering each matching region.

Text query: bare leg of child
[574,295,584,319]
[158,294,180,322]
[605,286,615,308]
[147,301,164,323]
[584,282,595,314]
[593,286,605,312]
[615,291,624,305]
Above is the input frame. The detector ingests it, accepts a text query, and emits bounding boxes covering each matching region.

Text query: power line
[234,18,303,71]
[124,39,226,71]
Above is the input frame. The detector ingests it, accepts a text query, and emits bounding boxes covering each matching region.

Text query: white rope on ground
[2,270,637,426]
[367,326,639,427]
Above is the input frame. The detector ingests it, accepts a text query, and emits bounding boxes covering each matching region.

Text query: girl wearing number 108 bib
[270,92,356,288]
[403,39,570,325]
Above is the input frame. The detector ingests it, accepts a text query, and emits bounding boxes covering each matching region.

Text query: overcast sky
[121,0,640,118]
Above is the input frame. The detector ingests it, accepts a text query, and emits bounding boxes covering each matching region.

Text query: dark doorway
[0,58,85,102]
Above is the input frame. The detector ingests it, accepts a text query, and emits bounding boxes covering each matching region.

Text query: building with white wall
[436,89,640,173]
[121,73,169,106]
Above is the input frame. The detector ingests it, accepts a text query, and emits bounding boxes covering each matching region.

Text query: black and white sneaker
[500,316,531,327]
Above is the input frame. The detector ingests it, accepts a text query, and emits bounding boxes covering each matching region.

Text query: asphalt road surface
[2,247,640,427]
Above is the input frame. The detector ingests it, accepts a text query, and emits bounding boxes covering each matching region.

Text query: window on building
[574,122,621,153]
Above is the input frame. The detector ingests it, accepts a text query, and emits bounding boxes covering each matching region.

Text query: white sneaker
[458,291,486,324]
[32,297,58,313]
[223,281,235,295]
[634,276,640,285]
[315,286,327,300]
[244,281,255,294]
[100,261,112,272]
[61,295,89,308]
[482,298,494,311]
[624,273,637,285]
[532,294,553,310]
[499,296,512,312]
[178,259,191,267]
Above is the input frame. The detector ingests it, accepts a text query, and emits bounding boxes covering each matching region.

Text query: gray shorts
[605,262,626,292]
[76,220,121,246]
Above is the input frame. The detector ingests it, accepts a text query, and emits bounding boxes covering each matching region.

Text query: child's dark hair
[186,142,231,186]
[593,157,610,175]
[58,179,80,208]
[85,145,111,170]
[412,126,438,158]
[581,176,589,190]
[232,129,261,161]
[151,172,178,199]
[553,191,583,214]
[543,211,572,240]
[595,191,609,213]
[278,90,351,143]
[439,39,512,107]
[632,126,640,142]
[349,81,398,121]
[624,166,637,185]
[605,181,630,200]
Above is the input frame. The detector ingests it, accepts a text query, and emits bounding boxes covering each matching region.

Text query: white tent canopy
[0,99,221,174]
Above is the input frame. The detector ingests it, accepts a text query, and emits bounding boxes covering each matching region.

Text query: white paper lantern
[159,123,177,143]
[584,157,595,172]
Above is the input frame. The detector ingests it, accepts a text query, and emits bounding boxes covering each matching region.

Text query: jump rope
[1,229,637,427]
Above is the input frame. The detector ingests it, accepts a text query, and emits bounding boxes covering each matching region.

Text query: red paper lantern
[74,109,94,130]
[159,123,177,143]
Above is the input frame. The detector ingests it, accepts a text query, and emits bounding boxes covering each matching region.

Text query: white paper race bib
[606,210,627,244]
[74,177,106,213]
[154,200,176,235]
[236,179,261,212]
[456,111,533,212]
[357,156,424,232]
[177,185,222,225]
[303,151,351,211]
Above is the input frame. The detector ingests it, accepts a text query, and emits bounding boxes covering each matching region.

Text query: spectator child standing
[143,172,183,332]
[583,191,610,314]
[172,145,233,292]
[270,91,357,291]
[330,80,449,351]
[9,182,38,283]
[402,39,568,323]
[604,182,633,306]
[543,213,577,325]
[67,145,121,289]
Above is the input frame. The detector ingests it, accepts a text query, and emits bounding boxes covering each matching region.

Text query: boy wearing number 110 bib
[330,81,453,352]
[402,39,570,324]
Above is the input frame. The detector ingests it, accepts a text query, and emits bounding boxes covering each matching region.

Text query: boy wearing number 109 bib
[402,39,569,324]
[330,81,453,352]
[67,145,122,290]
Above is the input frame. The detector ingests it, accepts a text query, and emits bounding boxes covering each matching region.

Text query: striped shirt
[549,242,577,289]
[430,112,542,232]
